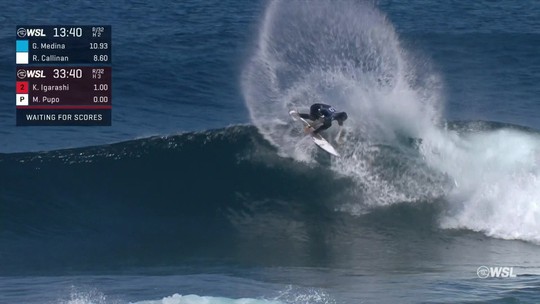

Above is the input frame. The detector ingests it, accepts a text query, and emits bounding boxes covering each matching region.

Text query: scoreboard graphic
[16,25,112,126]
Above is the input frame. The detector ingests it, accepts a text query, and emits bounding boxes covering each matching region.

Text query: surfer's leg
[313,120,332,134]
[299,113,311,120]
[335,126,345,144]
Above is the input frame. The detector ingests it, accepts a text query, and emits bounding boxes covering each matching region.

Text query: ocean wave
[1,121,539,274]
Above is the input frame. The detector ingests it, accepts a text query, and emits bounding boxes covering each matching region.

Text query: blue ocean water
[1,0,540,303]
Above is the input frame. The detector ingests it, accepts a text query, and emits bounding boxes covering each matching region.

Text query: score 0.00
[93,95,108,103]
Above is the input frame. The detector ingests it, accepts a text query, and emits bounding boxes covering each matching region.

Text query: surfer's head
[335,112,348,126]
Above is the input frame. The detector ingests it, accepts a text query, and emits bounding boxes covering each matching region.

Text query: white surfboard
[289,110,340,157]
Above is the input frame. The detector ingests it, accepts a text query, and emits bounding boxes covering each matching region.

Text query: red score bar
[16,105,111,110]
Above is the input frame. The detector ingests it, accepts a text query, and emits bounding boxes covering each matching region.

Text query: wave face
[242,0,540,243]
[1,123,539,275]
[0,126,355,273]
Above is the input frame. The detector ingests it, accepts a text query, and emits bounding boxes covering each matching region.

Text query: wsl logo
[17,27,46,38]
[477,266,517,279]
[17,69,45,79]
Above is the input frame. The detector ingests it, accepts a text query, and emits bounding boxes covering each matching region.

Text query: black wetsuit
[299,103,347,134]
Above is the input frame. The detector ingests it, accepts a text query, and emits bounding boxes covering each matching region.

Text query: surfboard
[289,110,340,157]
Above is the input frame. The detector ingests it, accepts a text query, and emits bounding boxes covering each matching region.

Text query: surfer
[298,103,348,134]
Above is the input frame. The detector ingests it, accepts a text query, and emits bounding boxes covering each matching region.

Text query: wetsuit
[299,103,347,134]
